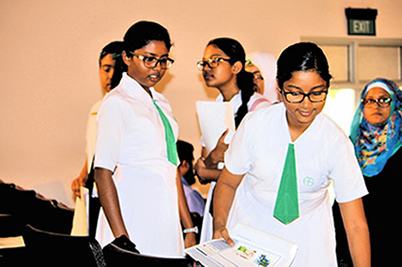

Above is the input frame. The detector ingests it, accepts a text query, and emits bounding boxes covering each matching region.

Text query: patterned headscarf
[350,77,402,177]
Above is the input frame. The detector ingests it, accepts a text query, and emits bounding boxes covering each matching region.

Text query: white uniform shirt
[225,103,368,266]
[200,91,270,243]
[85,100,102,173]
[94,73,184,257]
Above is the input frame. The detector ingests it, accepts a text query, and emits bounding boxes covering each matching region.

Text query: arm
[176,171,197,248]
[204,129,229,168]
[94,167,129,239]
[71,160,89,197]
[194,129,229,184]
[339,198,370,267]
[212,167,245,246]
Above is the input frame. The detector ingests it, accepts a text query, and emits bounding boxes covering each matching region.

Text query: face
[363,87,392,125]
[281,70,327,129]
[245,63,264,94]
[201,45,237,89]
[124,40,168,91]
[99,54,116,94]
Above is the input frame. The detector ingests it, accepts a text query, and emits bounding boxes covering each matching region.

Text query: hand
[213,225,235,247]
[194,157,210,184]
[71,175,88,198]
[204,129,229,169]
[184,232,197,248]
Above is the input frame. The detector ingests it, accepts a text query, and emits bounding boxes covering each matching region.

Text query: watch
[183,226,198,234]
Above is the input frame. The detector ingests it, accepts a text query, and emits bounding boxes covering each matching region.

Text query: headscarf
[246,51,279,103]
[350,77,402,177]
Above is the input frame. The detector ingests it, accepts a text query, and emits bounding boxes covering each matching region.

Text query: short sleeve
[94,96,126,172]
[224,114,254,175]
[330,135,368,203]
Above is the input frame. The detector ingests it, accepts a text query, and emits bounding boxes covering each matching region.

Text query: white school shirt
[199,91,270,243]
[225,103,368,266]
[94,73,184,258]
[85,100,102,173]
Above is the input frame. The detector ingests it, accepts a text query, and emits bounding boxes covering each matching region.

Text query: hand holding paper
[196,101,235,154]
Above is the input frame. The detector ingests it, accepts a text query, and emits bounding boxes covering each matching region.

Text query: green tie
[273,143,299,224]
[153,100,178,166]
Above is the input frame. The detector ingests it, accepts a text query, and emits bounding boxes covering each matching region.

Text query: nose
[108,68,115,80]
[300,95,312,108]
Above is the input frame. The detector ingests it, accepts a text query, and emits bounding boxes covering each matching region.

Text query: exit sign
[345,8,377,36]
[348,19,375,35]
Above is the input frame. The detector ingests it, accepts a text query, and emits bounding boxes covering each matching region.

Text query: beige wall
[1,0,401,207]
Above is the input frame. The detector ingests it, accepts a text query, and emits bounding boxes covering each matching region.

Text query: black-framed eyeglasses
[197,57,231,71]
[130,52,174,69]
[281,89,328,103]
[362,97,392,108]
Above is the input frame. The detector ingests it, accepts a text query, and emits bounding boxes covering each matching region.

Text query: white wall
[1,0,401,207]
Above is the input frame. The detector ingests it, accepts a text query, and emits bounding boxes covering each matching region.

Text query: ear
[178,160,190,176]
[122,51,131,66]
[232,61,243,75]
[276,79,284,101]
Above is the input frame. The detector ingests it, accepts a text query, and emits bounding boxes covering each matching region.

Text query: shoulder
[248,93,271,111]
[153,89,173,111]
[239,102,283,132]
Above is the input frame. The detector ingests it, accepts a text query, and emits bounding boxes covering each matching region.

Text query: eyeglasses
[197,57,231,71]
[253,72,264,82]
[281,89,328,103]
[130,52,174,69]
[362,97,392,108]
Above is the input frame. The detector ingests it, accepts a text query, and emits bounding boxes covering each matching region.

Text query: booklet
[185,224,298,267]
[196,101,235,154]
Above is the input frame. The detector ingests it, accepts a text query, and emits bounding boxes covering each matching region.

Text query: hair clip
[112,53,122,59]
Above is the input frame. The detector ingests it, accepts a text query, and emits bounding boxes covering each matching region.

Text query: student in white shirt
[194,38,271,243]
[212,42,370,266]
[94,21,195,257]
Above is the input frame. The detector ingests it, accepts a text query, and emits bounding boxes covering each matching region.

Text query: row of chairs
[0,180,200,266]
[1,224,199,267]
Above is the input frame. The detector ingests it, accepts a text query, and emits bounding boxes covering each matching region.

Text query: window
[301,37,402,135]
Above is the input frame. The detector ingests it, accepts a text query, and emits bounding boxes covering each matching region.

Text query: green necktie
[153,100,178,166]
[273,143,300,224]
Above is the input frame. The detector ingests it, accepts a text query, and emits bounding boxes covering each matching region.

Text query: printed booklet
[185,224,298,267]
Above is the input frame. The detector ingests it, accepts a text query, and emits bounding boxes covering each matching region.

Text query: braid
[235,70,255,128]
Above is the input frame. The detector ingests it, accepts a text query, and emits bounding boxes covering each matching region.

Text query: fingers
[71,178,81,198]
[214,227,235,247]
[218,128,230,142]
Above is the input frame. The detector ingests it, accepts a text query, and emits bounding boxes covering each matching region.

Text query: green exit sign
[348,19,376,35]
[345,8,377,36]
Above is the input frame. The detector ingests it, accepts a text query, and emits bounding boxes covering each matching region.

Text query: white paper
[0,236,25,249]
[70,186,89,236]
[196,101,235,154]
[186,223,298,267]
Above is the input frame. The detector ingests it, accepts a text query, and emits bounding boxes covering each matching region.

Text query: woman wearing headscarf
[245,51,279,103]
[335,77,402,266]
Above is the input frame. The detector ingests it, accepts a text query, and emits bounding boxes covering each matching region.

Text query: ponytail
[208,37,256,128]
[235,69,255,128]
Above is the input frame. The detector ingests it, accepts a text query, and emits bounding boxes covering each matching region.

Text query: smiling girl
[212,42,370,266]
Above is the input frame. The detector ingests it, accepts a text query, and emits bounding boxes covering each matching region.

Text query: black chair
[103,236,196,267]
[0,180,74,237]
[22,224,106,267]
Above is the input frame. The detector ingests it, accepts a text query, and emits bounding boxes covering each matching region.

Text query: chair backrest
[0,181,74,236]
[22,224,106,267]
[103,242,195,267]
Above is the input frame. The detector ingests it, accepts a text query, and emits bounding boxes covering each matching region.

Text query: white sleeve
[94,97,126,172]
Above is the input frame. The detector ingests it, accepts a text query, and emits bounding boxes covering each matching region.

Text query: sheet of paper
[185,223,298,267]
[0,236,25,249]
[70,186,89,236]
[196,101,235,154]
